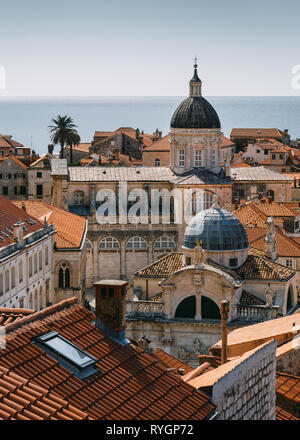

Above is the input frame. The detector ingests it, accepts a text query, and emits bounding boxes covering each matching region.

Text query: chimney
[13,220,24,245]
[21,200,26,212]
[48,144,54,154]
[220,300,230,364]
[265,216,277,260]
[98,156,102,165]
[128,152,132,161]
[135,128,140,140]
[94,280,129,341]
[234,198,239,210]
[31,150,37,162]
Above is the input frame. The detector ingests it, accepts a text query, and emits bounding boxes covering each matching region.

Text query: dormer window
[34,331,98,379]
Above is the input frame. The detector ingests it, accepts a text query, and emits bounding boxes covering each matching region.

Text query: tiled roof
[143,135,170,152]
[0,196,43,248]
[239,290,265,306]
[65,143,91,153]
[0,298,215,420]
[69,166,175,182]
[134,252,183,278]
[171,168,231,185]
[276,372,300,404]
[230,166,293,182]
[188,341,274,389]
[29,153,55,168]
[231,163,252,168]
[210,313,300,358]
[236,248,295,280]
[0,365,90,420]
[246,227,300,258]
[0,308,34,327]
[231,128,287,139]
[276,406,299,420]
[0,155,28,170]
[234,204,268,227]
[151,348,193,376]
[221,135,235,148]
[12,200,86,249]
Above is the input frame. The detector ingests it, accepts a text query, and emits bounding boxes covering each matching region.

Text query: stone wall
[277,348,300,376]
[212,339,277,420]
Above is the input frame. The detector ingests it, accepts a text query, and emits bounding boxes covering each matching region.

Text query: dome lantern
[189,57,202,97]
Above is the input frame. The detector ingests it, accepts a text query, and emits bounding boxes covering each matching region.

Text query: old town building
[50,62,294,290]
[0,155,28,199]
[0,196,55,310]
[27,153,56,203]
[12,200,88,306]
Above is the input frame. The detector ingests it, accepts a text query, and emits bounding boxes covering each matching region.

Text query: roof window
[34,331,98,379]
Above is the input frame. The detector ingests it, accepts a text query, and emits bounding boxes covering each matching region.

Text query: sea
[0,96,299,155]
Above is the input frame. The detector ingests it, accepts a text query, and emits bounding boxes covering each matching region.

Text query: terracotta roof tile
[276,372,300,404]
[13,200,86,249]
[134,252,183,278]
[0,196,43,248]
[0,308,34,327]
[276,406,299,420]
[151,348,193,376]
[231,128,287,139]
[143,135,170,152]
[0,298,215,420]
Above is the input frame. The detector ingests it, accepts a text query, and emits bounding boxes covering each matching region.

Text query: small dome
[170,97,221,129]
[183,207,249,251]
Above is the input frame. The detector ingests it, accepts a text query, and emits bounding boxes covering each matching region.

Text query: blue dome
[183,207,249,251]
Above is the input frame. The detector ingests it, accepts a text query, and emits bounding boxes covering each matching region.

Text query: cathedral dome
[170,60,221,130]
[183,202,249,252]
[170,97,221,129]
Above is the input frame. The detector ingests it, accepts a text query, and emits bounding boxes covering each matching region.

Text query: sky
[0,0,300,96]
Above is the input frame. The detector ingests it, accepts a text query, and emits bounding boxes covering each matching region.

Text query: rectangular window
[2,187,8,195]
[37,172,42,178]
[34,254,38,273]
[11,267,15,288]
[45,247,49,266]
[5,271,9,292]
[279,154,283,160]
[284,259,296,270]
[14,187,18,195]
[19,260,23,282]
[0,274,3,296]
[101,287,106,298]
[194,150,202,167]
[39,252,42,271]
[264,149,268,155]
[211,150,216,166]
[29,257,33,277]
[34,331,97,379]
[179,150,185,167]
[36,185,43,197]
[20,186,26,195]
[229,258,238,268]
[272,154,276,160]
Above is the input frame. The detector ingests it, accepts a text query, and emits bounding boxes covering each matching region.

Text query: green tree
[49,115,80,161]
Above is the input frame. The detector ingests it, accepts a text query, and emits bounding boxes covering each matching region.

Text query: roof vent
[34,331,98,379]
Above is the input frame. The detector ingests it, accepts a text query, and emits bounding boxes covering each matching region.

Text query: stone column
[120,240,126,279]
[220,300,230,364]
[163,287,172,319]
[193,271,202,320]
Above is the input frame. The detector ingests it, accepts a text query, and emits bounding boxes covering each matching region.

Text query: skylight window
[34,331,98,379]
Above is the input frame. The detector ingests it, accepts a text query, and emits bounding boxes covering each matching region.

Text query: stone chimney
[13,220,24,245]
[94,280,129,341]
[224,151,231,177]
[234,199,239,210]
[265,216,277,260]
[135,128,140,140]
[48,144,54,154]
[128,152,132,162]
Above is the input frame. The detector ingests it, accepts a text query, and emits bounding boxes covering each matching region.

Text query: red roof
[0,308,34,327]
[0,196,43,248]
[0,298,215,420]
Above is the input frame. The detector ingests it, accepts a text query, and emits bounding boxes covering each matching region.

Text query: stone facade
[212,340,277,420]
[0,156,27,199]
[28,153,55,203]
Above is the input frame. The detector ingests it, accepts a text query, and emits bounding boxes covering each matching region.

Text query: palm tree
[49,115,80,161]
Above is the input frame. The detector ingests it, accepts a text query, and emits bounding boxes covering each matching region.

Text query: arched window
[85,239,92,250]
[201,296,221,320]
[186,190,214,214]
[28,293,32,309]
[154,158,160,167]
[0,274,3,295]
[39,251,42,271]
[73,191,85,205]
[126,236,147,250]
[154,236,176,249]
[11,267,15,288]
[175,296,196,319]
[98,236,120,250]
[34,290,38,310]
[266,190,274,201]
[57,262,72,289]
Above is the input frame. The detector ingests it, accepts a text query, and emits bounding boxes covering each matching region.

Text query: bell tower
[189,57,202,97]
